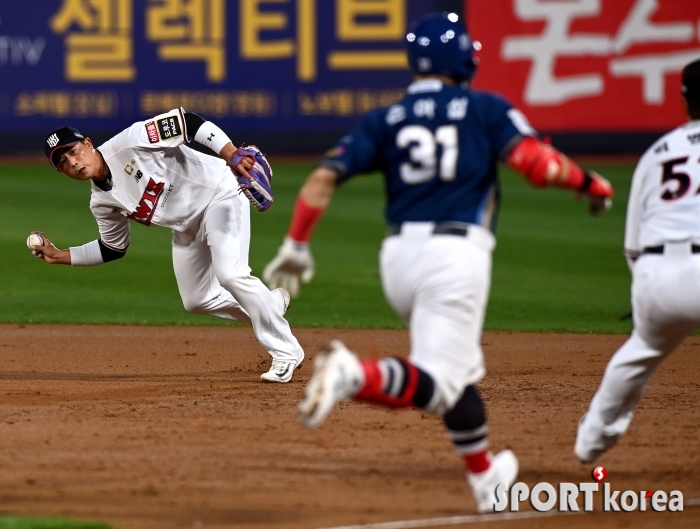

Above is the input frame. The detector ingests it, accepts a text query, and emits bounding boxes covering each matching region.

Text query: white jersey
[625,119,700,255]
[91,107,230,250]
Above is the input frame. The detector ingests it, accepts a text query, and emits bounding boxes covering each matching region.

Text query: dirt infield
[0,324,697,529]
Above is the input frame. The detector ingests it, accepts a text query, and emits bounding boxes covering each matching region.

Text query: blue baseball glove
[230,145,274,212]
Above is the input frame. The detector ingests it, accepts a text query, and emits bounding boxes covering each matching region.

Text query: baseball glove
[230,145,274,212]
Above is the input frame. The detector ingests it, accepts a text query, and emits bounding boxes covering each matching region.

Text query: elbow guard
[506,136,585,190]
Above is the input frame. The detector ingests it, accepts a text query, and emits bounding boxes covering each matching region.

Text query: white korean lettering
[614,0,693,53]
[413,98,436,119]
[611,50,700,104]
[502,0,700,106]
[446,97,468,120]
[502,0,612,105]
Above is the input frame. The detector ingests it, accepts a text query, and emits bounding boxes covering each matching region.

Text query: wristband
[69,240,104,266]
[578,172,594,193]
[289,196,324,242]
[194,121,232,155]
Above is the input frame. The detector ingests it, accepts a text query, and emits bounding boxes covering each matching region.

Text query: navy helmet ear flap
[406,12,479,83]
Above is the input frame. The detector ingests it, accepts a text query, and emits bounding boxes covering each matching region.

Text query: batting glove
[263,236,315,298]
[578,171,613,216]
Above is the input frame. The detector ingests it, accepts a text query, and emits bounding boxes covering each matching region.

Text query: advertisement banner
[468,0,700,132]
[0,0,434,134]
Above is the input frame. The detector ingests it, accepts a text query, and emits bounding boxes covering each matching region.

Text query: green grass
[0,515,110,529]
[0,160,634,332]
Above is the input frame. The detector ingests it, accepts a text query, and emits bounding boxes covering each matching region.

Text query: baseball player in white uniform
[32,108,304,382]
[575,58,700,462]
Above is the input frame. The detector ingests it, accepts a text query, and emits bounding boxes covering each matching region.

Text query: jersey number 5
[397,125,458,184]
[660,156,699,201]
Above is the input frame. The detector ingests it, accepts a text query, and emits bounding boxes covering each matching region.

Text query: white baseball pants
[379,222,495,415]
[578,241,700,448]
[171,177,304,363]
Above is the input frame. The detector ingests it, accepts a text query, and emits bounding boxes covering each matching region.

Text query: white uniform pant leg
[581,246,700,443]
[582,332,668,442]
[172,228,251,323]
[380,224,494,415]
[202,187,303,363]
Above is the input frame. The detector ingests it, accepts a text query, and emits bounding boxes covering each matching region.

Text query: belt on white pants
[387,221,469,237]
[643,242,700,255]
[385,221,496,252]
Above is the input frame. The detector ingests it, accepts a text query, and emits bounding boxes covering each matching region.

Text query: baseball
[27,233,43,249]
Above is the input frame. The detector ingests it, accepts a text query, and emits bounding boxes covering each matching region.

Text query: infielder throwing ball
[575,58,700,462]
[31,109,304,382]
[263,13,613,512]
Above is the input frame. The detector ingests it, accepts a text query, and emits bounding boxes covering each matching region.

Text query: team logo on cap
[47,134,59,147]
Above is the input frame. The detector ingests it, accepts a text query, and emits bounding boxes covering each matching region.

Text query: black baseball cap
[681,58,700,102]
[44,126,85,167]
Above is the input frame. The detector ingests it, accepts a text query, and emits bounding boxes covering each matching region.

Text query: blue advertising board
[0,1,437,135]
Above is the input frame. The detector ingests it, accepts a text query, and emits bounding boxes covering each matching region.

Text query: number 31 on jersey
[397,125,458,184]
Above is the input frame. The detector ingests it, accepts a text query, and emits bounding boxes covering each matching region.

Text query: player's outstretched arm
[506,136,614,216]
[27,230,128,266]
[263,166,339,297]
[27,231,71,265]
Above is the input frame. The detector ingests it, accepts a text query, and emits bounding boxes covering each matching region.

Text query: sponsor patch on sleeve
[145,121,159,144]
[324,145,346,158]
[156,114,183,140]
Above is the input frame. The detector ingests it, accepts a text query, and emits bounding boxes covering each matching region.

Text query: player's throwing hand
[26,231,69,264]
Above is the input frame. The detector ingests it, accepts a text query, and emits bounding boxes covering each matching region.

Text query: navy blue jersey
[321,79,535,231]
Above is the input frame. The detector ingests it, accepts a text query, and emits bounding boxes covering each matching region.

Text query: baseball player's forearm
[44,249,71,265]
[623,165,645,260]
[187,113,234,161]
[288,167,338,242]
[506,137,610,195]
[300,167,337,208]
[36,245,71,265]
[219,142,236,164]
[68,239,127,266]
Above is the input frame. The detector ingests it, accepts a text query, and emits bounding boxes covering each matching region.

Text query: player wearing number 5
[575,58,700,463]
[32,109,304,382]
[264,12,613,512]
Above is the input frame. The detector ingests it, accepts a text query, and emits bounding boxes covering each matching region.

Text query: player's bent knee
[421,388,457,416]
[181,299,207,314]
[180,295,219,315]
[410,366,470,416]
[213,270,256,294]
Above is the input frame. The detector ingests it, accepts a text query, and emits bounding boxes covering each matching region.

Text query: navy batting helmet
[406,12,480,83]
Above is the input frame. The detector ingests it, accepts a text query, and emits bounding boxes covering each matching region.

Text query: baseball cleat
[260,359,301,383]
[467,449,519,514]
[273,287,291,315]
[574,414,618,463]
[298,340,364,428]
